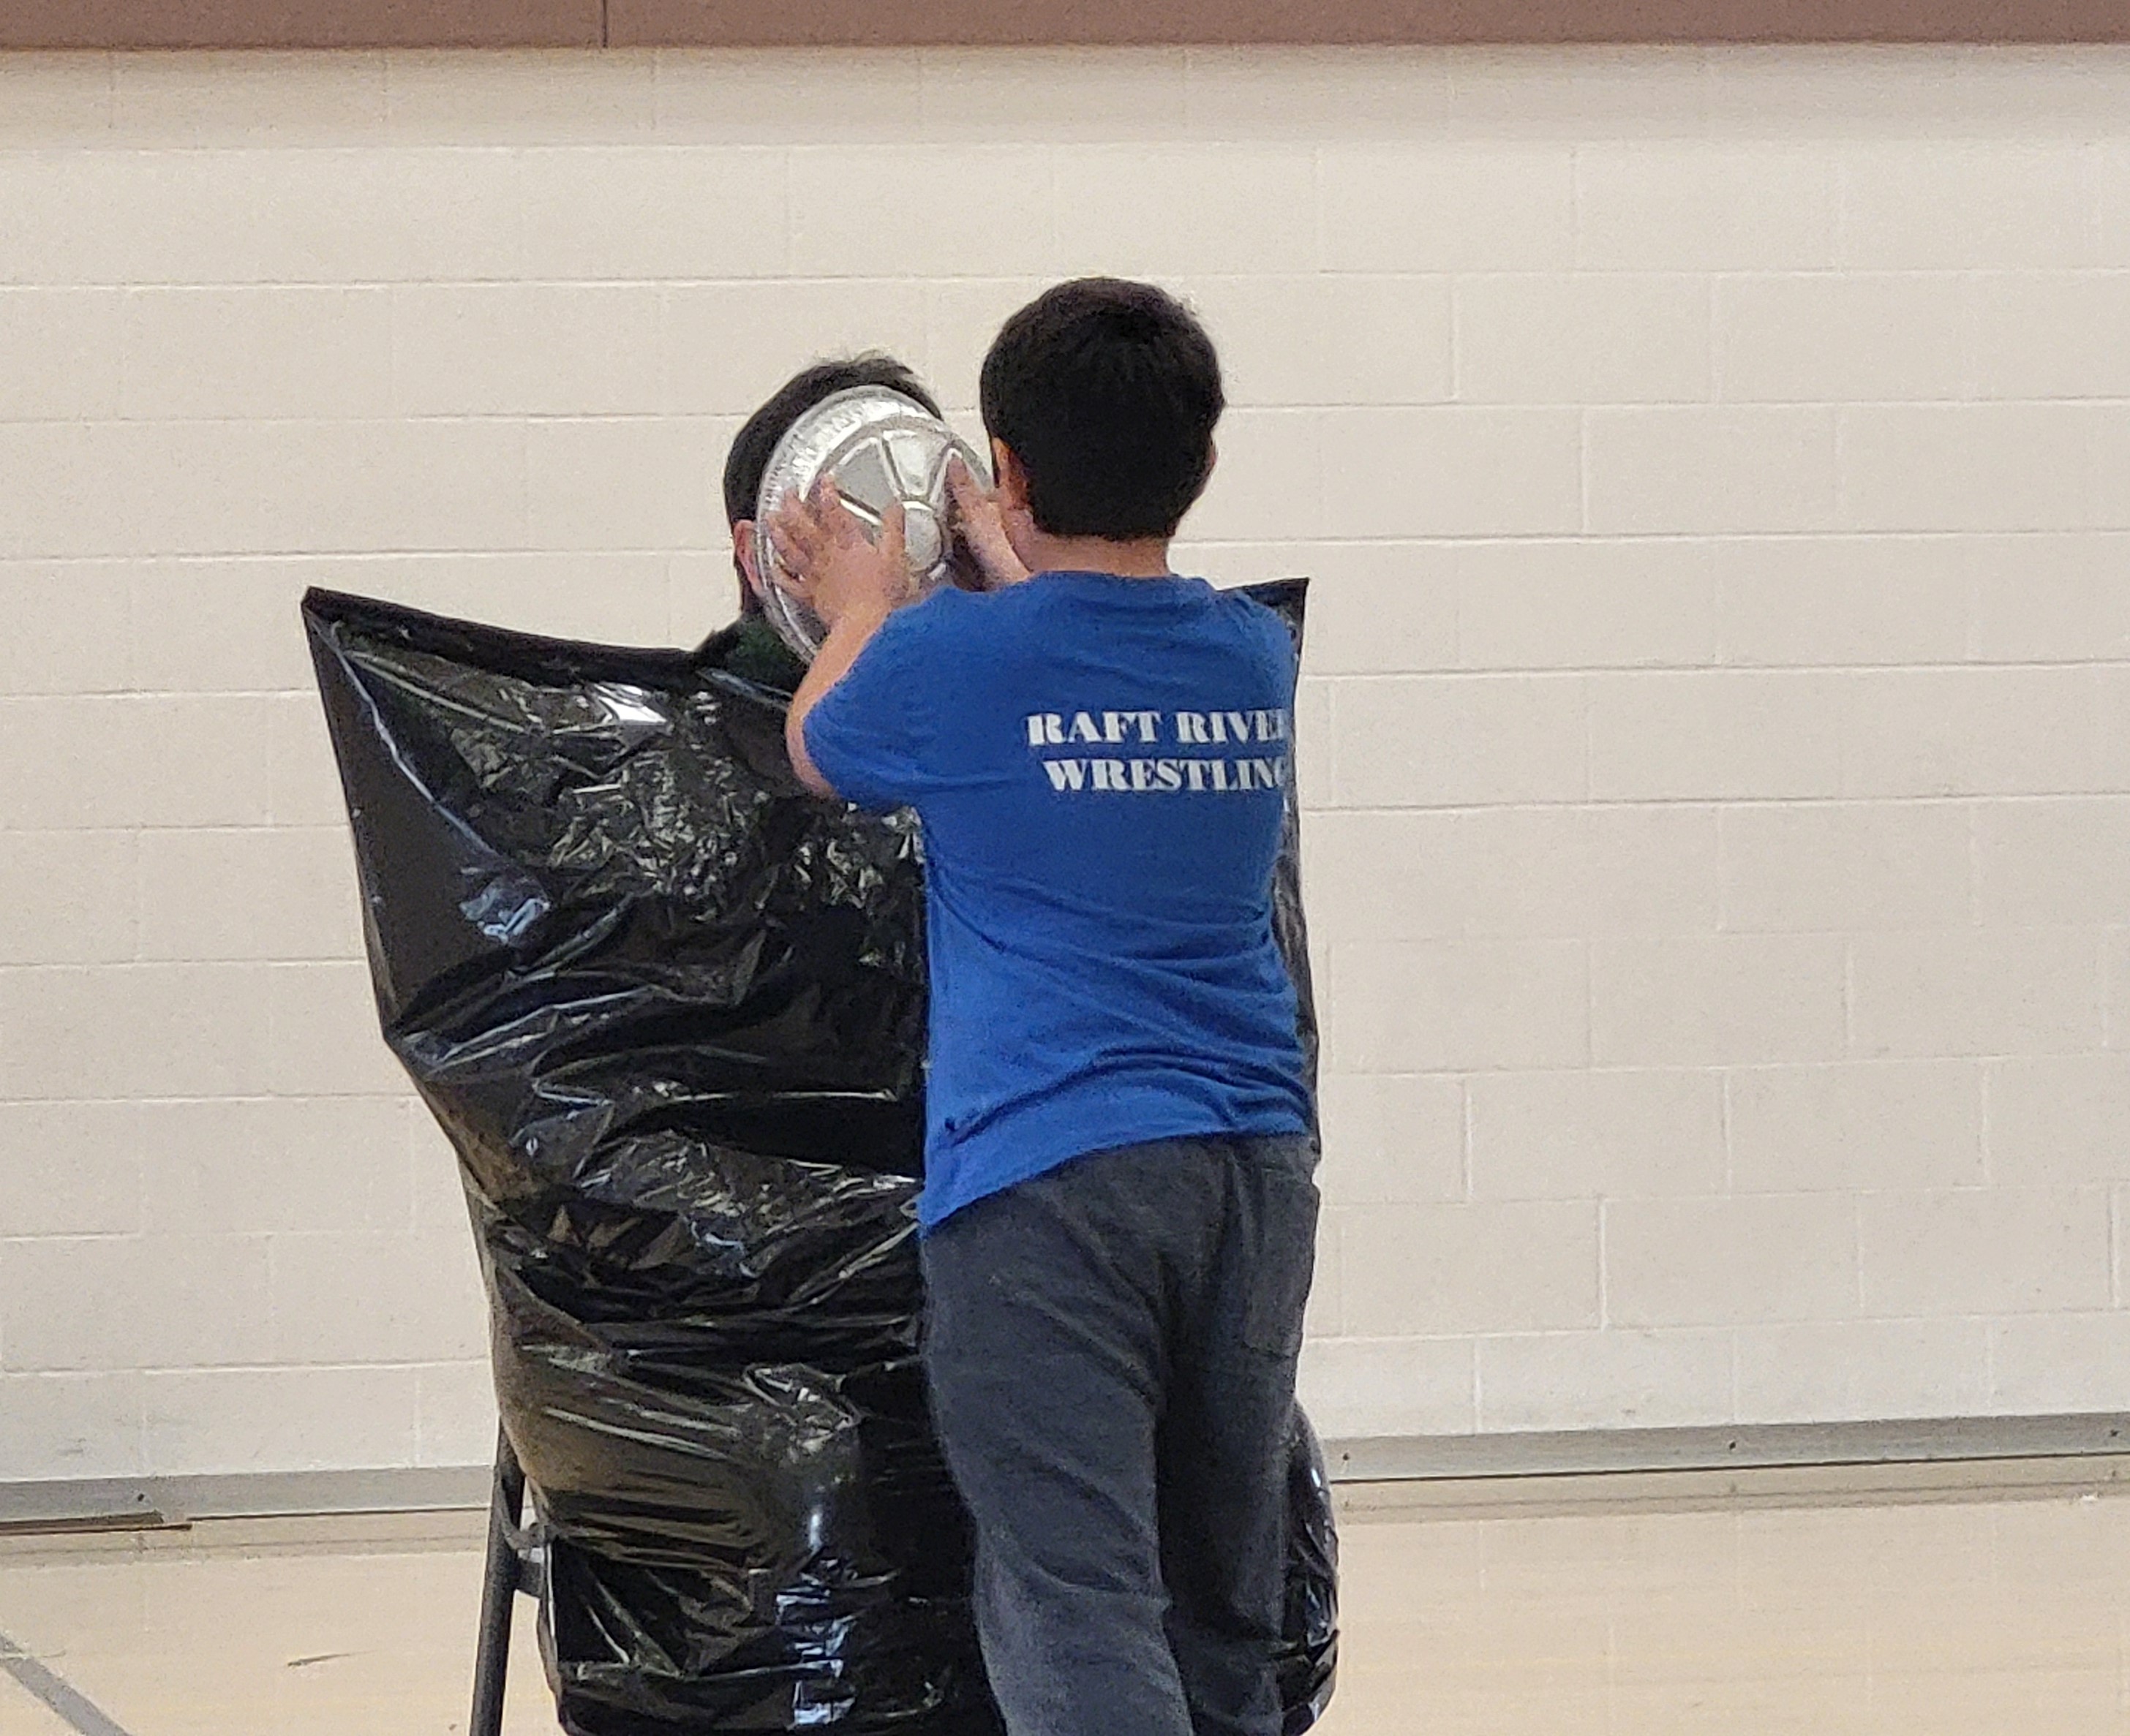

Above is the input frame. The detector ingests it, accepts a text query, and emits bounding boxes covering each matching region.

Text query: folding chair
[469,1425,541,1736]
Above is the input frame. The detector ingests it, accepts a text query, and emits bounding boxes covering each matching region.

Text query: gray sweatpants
[919,1133,1320,1736]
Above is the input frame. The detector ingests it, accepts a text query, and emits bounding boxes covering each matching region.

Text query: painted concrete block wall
[1,46,2128,1481]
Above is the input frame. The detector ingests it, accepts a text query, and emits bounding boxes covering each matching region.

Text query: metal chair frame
[470,1425,543,1736]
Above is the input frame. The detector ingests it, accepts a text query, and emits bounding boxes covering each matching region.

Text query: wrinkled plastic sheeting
[303,583,1336,1736]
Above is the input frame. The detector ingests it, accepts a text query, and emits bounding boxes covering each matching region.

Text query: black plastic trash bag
[303,583,1336,1735]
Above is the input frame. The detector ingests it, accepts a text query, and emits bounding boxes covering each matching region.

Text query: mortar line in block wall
[1293,660,2130,678]
[1306,143,1325,277]
[118,1359,481,1377]
[1851,1197,1866,1317]
[124,829,143,967]
[15,823,358,837]
[1578,676,1594,801]
[1459,1079,1475,1202]
[1832,396,1857,524]
[0,554,729,574]
[1318,679,1336,822]
[1292,799,2130,820]
[1579,938,1595,1069]
[2086,143,2107,259]
[4,255,2130,281]
[0,1092,417,1109]
[0,954,375,970]
[9,528,2130,554]
[1965,803,1982,927]
[0,1103,419,1122]
[405,1098,428,1238]
[1976,1060,1995,1188]
[15,393,2130,419]
[2112,1190,2123,1310]
[1840,938,1856,1059]
[1719,1069,1735,1192]
[1576,403,1593,536]
[7,1072,2107,1115]
[1698,275,1720,406]
[15,682,2130,704]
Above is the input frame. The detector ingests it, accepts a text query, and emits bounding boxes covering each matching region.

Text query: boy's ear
[733,520,770,611]
[1197,439,1219,499]
[991,439,1031,511]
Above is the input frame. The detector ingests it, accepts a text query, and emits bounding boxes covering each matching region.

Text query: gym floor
[4,1479,2129,1735]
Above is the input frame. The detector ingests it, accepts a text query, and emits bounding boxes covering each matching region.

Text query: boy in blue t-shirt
[772,278,1317,1736]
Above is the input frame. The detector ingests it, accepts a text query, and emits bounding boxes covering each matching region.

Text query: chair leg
[469,1424,528,1736]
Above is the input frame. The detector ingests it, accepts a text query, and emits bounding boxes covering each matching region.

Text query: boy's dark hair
[722,354,943,614]
[978,278,1223,541]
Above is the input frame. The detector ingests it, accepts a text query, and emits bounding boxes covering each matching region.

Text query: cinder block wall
[2,47,2128,1483]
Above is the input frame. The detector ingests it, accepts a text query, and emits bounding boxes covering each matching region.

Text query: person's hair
[722,354,943,615]
[978,278,1223,541]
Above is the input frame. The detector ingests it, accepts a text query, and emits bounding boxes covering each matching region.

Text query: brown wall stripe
[2,0,2126,50]
[0,0,602,50]
[612,0,2130,45]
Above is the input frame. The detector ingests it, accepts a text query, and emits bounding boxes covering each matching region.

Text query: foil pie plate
[755,385,990,663]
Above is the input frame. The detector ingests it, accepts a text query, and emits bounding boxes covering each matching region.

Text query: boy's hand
[770,483,914,630]
[947,455,1033,589]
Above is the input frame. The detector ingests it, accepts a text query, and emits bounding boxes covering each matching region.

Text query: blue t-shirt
[802,570,1313,1229]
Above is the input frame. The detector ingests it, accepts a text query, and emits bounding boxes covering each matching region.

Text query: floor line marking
[0,1630,138,1736]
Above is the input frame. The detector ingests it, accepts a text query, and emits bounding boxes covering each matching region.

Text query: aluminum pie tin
[755,385,991,663]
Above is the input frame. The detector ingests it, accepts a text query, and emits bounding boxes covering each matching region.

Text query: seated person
[704,355,947,692]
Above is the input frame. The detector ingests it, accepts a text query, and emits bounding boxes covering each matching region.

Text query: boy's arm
[775,469,1021,801]
[769,488,919,801]
[786,597,892,797]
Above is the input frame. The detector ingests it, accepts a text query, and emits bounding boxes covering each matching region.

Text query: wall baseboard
[6,1416,2128,1528]
[1327,1412,2130,1482]
[0,1465,493,1529]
